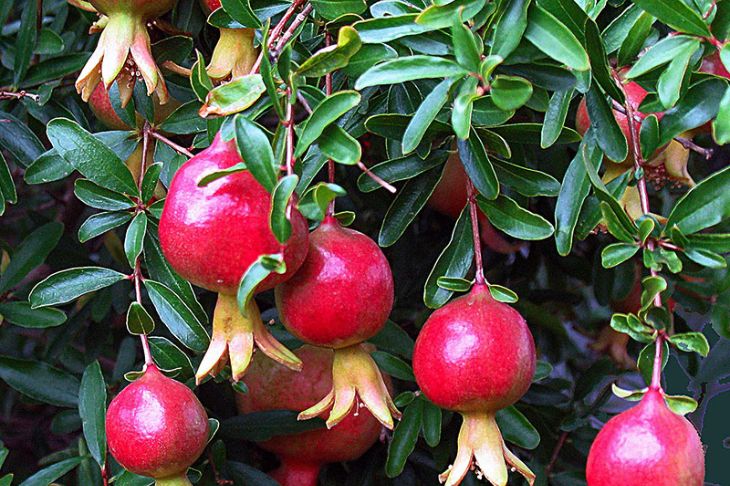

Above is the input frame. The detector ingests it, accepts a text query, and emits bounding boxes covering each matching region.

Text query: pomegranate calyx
[154,473,193,486]
[76,9,170,106]
[195,293,302,383]
[207,28,258,81]
[297,343,400,430]
[441,412,535,486]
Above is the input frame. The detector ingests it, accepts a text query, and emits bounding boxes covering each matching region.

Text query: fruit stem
[613,70,666,391]
[325,33,336,218]
[465,178,485,285]
[135,124,154,367]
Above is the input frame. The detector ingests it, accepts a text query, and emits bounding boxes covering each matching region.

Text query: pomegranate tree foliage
[0,0,728,483]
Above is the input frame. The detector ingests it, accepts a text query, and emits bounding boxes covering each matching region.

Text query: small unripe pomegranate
[428,153,521,254]
[199,0,258,80]
[586,389,705,485]
[275,216,400,429]
[106,365,209,485]
[413,284,536,486]
[88,83,181,131]
[75,0,176,105]
[236,345,385,486]
[160,133,309,382]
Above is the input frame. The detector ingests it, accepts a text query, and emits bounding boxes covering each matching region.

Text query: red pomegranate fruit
[159,133,309,381]
[275,216,400,429]
[199,0,258,80]
[75,0,175,105]
[428,153,522,254]
[413,284,536,486]
[106,365,209,485]
[586,389,705,486]
[236,345,386,486]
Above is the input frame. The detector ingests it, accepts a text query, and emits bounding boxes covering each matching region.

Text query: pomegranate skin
[275,219,394,348]
[106,365,210,479]
[159,134,309,295]
[200,0,221,12]
[235,346,384,469]
[413,285,536,412]
[89,83,131,130]
[586,390,705,486]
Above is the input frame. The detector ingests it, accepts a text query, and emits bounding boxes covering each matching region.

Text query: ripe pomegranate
[413,284,536,486]
[88,83,180,131]
[428,153,522,254]
[75,0,176,106]
[586,389,705,485]
[106,365,209,485]
[275,216,400,429]
[159,133,309,382]
[199,0,258,80]
[236,345,386,486]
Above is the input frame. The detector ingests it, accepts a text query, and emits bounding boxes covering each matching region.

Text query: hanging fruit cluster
[0,0,728,485]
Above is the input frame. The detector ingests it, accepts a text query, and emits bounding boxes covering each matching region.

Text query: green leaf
[638,340,669,386]
[452,78,478,140]
[221,411,324,442]
[385,399,423,477]
[712,86,730,145]
[296,91,361,158]
[403,79,453,153]
[457,131,499,200]
[159,100,207,135]
[659,78,726,144]
[0,152,17,207]
[489,123,580,144]
[684,248,727,268]
[496,406,540,449]
[0,111,45,168]
[191,50,214,102]
[149,336,195,379]
[140,163,162,203]
[420,398,442,447]
[13,0,36,84]
[555,139,595,255]
[297,182,346,221]
[664,394,698,415]
[78,212,133,243]
[669,332,710,357]
[489,284,519,303]
[665,166,730,234]
[601,242,640,268]
[311,0,366,20]
[234,116,277,192]
[640,115,661,160]
[625,36,699,79]
[657,45,694,109]
[0,356,80,407]
[78,361,107,467]
[424,208,474,308]
[585,88,628,162]
[585,19,624,103]
[126,302,155,335]
[379,166,443,247]
[236,254,286,316]
[17,457,83,486]
[341,43,398,78]
[353,15,433,44]
[0,222,63,294]
[46,118,138,195]
[296,26,362,77]
[0,302,66,328]
[603,4,644,54]
[491,159,559,198]
[452,15,481,72]
[269,175,299,243]
[30,267,127,308]
[372,351,415,381]
[436,276,473,292]
[525,4,589,71]
[355,56,468,89]
[541,89,574,148]
[197,162,248,188]
[124,212,148,268]
[368,320,415,360]
[611,383,646,401]
[491,0,530,59]
[25,150,74,185]
[319,125,361,165]
[632,0,710,36]
[491,76,533,111]
[201,74,266,117]
[416,0,487,29]
[477,194,554,240]
[221,0,261,28]
[144,280,210,353]
[358,151,448,193]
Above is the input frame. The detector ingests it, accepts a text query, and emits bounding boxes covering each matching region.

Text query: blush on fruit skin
[275,217,394,349]
[106,365,210,480]
[235,346,385,486]
[88,83,131,130]
[413,284,536,413]
[586,389,705,486]
[159,133,309,295]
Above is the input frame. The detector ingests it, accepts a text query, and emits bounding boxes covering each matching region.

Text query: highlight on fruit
[1,1,725,485]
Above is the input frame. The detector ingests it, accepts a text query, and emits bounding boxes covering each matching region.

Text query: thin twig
[356,161,396,193]
[249,0,307,73]
[466,178,485,285]
[269,4,314,63]
[0,90,40,102]
[545,431,569,476]
[150,130,194,158]
[134,124,154,367]
[161,60,192,78]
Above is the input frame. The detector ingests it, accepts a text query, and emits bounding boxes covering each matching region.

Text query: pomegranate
[199,0,258,80]
[75,0,176,106]
[236,345,385,486]
[429,153,522,254]
[275,216,400,429]
[586,389,705,485]
[412,284,536,486]
[106,365,209,485]
[159,133,309,382]
[88,83,180,131]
